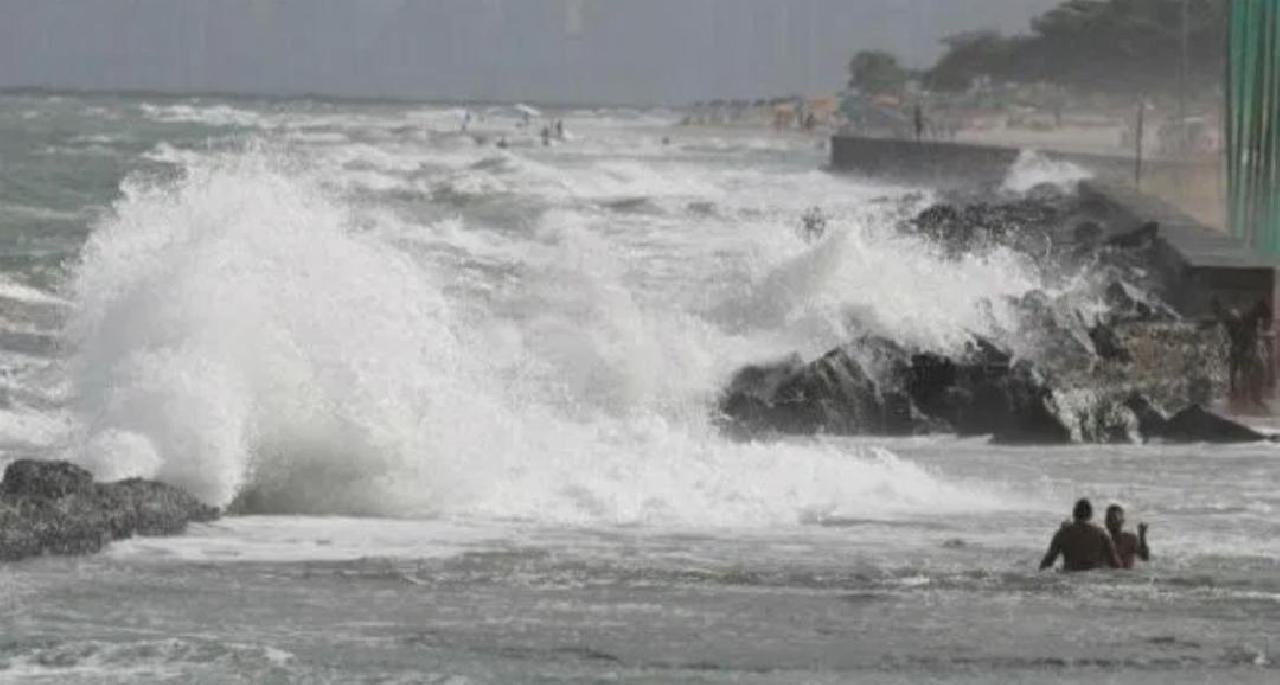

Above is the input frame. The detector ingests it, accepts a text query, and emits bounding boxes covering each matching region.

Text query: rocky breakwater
[720,186,1269,444]
[0,460,219,562]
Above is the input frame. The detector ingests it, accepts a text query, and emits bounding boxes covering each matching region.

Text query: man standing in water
[1039,499,1121,572]
[1104,504,1149,569]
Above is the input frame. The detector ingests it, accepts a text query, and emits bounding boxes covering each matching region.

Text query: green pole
[1229,0,1280,254]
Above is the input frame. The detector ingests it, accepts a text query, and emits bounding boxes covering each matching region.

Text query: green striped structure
[1228,0,1280,253]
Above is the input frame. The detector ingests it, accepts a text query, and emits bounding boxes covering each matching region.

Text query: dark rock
[98,478,221,537]
[1159,406,1269,444]
[1026,182,1067,205]
[718,192,1231,446]
[992,362,1073,444]
[1124,396,1169,442]
[1073,221,1104,246]
[0,460,220,563]
[1088,321,1131,362]
[1106,221,1159,249]
[1102,281,1176,322]
[719,339,930,438]
[2,460,93,499]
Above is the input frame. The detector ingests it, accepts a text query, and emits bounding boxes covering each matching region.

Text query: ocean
[0,93,1276,683]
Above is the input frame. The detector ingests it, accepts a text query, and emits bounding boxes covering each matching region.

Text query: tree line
[849,0,1228,97]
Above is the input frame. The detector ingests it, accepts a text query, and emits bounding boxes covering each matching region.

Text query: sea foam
[65,143,1028,525]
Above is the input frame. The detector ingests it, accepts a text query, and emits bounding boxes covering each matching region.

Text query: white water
[55,113,1060,527]
[5,96,1279,684]
[1003,149,1093,193]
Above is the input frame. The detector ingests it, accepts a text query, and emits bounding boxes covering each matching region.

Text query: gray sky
[0,0,1060,104]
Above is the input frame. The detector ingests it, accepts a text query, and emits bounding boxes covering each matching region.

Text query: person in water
[1104,504,1149,569]
[1039,498,1121,572]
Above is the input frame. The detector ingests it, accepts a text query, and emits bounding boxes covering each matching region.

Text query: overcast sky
[0,0,1060,104]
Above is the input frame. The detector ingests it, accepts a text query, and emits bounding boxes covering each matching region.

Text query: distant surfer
[1103,504,1149,569]
[541,125,551,146]
[1039,498,1121,572]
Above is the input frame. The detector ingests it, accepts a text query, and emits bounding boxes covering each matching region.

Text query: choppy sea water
[0,93,1276,683]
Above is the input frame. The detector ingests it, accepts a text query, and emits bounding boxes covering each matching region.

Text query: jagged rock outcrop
[719,192,1255,445]
[0,460,219,562]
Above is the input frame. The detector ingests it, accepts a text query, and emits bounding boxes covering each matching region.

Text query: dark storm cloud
[0,0,1059,103]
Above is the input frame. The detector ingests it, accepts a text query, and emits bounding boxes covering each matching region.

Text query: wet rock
[1106,221,1159,249]
[1102,281,1176,322]
[1026,182,1065,205]
[1072,221,1104,246]
[991,362,1074,444]
[719,192,1232,445]
[1121,398,1268,443]
[0,460,220,563]
[2,460,93,499]
[1088,321,1131,363]
[1158,406,1269,444]
[719,339,929,438]
[1124,396,1169,441]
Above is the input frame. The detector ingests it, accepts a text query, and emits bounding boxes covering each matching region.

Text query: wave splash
[65,147,1024,525]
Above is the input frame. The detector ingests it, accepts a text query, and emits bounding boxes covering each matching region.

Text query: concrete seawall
[830,133,1172,186]
[829,135,1022,186]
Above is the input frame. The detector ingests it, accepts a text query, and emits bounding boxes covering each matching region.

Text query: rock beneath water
[0,460,219,562]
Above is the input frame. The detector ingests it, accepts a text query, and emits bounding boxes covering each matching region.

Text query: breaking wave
[65,141,1042,525]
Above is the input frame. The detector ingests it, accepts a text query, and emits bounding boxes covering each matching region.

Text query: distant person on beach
[913,104,925,141]
[1104,504,1149,569]
[799,207,827,242]
[1215,299,1272,408]
[1039,499,1121,572]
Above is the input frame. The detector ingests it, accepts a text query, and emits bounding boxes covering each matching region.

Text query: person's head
[1105,504,1125,531]
[1072,498,1093,522]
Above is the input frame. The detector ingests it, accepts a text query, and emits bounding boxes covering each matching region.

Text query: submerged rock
[0,460,219,562]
